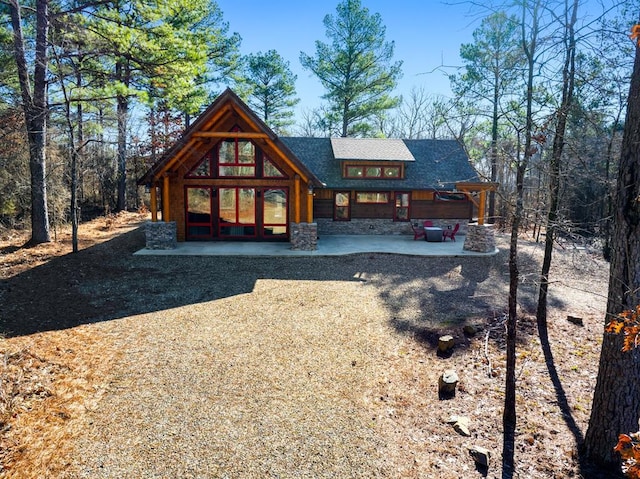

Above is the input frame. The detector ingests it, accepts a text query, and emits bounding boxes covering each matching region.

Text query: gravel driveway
[3,225,607,478]
[56,229,518,478]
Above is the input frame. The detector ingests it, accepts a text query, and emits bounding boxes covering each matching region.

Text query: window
[186,187,212,237]
[356,192,389,204]
[365,167,382,177]
[394,192,410,221]
[344,164,402,179]
[219,187,256,236]
[346,166,364,177]
[186,154,213,178]
[334,191,350,220]
[218,139,256,177]
[263,188,288,236]
[384,167,400,178]
[263,154,286,177]
[185,131,289,180]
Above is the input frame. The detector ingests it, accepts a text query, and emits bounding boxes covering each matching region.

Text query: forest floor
[0,212,618,478]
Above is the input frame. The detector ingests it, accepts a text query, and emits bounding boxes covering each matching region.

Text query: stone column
[290,222,318,251]
[463,223,496,253]
[145,221,177,249]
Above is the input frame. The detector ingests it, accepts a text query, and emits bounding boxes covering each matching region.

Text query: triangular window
[186,154,213,178]
[263,154,286,178]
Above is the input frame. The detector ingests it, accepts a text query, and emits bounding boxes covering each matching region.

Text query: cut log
[567,315,584,326]
[438,335,455,354]
[438,369,459,397]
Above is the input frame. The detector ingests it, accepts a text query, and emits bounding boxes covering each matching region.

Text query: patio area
[135,234,499,257]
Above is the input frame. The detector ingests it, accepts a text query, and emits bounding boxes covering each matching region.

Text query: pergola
[455,181,499,225]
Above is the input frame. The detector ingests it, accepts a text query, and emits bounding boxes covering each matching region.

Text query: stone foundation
[145,221,177,250]
[316,218,469,236]
[463,223,496,253]
[290,222,318,250]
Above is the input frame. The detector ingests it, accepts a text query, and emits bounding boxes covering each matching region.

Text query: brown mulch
[0,213,613,478]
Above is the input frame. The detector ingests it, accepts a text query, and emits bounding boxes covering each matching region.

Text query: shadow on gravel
[1,226,568,355]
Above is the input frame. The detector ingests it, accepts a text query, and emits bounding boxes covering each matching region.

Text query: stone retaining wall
[463,223,496,253]
[145,221,177,250]
[290,222,318,250]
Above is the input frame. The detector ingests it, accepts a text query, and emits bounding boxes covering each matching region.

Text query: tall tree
[6,0,51,244]
[299,0,402,137]
[583,17,640,469]
[535,0,579,374]
[243,50,299,134]
[452,11,521,223]
[84,0,240,211]
[503,1,543,476]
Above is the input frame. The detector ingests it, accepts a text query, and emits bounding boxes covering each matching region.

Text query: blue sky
[216,0,481,115]
[216,0,614,120]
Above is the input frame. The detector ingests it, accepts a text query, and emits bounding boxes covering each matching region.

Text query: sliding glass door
[219,187,256,237]
[186,186,287,240]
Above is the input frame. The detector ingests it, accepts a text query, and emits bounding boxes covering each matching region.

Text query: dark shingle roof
[280,137,479,190]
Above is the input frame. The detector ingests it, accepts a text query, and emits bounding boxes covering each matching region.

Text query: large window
[219,187,256,236]
[218,139,256,177]
[263,188,288,236]
[186,188,212,238]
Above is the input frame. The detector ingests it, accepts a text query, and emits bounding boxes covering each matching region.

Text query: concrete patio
[135,234,499,257]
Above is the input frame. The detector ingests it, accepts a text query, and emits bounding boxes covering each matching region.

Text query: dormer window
[344,163,403,179]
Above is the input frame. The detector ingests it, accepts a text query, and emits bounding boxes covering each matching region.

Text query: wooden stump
[438,335,455,355]
[567,315,584,326]
[438,369,459,398]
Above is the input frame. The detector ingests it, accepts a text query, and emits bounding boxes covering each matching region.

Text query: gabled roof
[330,138,415,161]
[280,137,479,191]
[137,88,322,186]
[137,88,481,191]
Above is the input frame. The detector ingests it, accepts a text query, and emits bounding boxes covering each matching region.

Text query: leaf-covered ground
[0,213,616,478]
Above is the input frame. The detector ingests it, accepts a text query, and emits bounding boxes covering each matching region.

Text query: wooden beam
[294,175,301,223]
[162,175,170,222]
[154,138,201,182]
[198,104,233,131]
[193,131,269,139]
[307,186,314,223]
[150,186,158,222]
[456,181,498,191]
[478,190,486,225]
[263,138,310,184]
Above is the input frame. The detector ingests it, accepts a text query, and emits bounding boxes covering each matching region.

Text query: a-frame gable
[138,89,320,187]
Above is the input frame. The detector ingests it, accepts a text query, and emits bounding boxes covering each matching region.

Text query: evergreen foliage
[299,0,402,137]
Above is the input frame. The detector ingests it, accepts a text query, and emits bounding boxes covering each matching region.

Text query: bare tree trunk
[116,60,129,212]
[584,26,640,469]
[9,0,51,244]
[536,0,578,349]
[503,4,541,477]
[489,73,498,223]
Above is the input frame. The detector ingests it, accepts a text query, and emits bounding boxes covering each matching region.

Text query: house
[138,89,495,250]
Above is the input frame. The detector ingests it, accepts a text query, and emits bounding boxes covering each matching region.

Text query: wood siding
[312,189,473,223]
